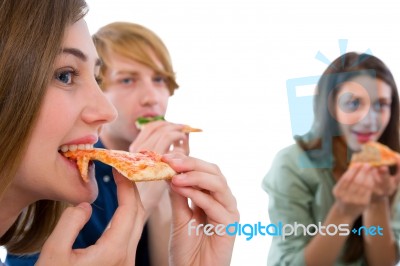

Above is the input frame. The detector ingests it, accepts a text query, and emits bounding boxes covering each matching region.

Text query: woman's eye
[55,71,73,84]
[348,99,360,110]
[340,98,360,112]
[373,101,391,111]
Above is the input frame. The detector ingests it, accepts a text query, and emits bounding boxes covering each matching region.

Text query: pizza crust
[182,125,202,133]
[119,161,176,182]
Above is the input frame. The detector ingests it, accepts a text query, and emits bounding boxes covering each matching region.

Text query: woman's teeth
[59,144,94,152]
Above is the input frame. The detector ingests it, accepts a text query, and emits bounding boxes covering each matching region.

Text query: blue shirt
[6,140,150,266]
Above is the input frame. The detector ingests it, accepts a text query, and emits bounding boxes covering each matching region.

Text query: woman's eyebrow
[62,48,87,61]
[61,48,101,66]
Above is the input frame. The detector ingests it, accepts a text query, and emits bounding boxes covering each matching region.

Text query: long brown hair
[92,22,179,95]
[296,52,400,262]
[0,0,88,253]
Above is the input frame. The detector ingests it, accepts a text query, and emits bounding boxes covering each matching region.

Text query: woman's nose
[81,81,117,126]
[359,108,380,131]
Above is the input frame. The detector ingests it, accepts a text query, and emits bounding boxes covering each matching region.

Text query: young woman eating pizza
[263,52,400,265]
[0,1,239,265]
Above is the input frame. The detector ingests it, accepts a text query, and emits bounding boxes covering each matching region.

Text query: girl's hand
[333,163,374,221]
[370,157,400,202]
[163,153,240,266]
[37,170,145,266]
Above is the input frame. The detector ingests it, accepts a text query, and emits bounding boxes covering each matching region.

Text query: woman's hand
[163,153,240,266]
[36,170,145,266]
[370,157,400,202]
[332,163,374,222]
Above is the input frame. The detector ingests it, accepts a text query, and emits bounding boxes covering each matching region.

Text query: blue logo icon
[286,39,373,168]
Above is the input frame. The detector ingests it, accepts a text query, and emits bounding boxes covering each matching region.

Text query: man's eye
[55,71,73,84]
[95,76,103,86]
[121,78,133,84]
[153,76,166,83]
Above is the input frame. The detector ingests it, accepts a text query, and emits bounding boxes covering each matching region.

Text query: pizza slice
[135,116,202,133]
[63,148,176,182]
[351,141,399,166]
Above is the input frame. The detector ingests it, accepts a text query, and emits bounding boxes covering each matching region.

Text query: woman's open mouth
[58,144,95,180]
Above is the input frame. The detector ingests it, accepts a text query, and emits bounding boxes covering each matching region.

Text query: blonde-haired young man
[78,22,188,266]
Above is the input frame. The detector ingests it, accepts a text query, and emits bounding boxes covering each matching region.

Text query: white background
[2,0,400,265]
